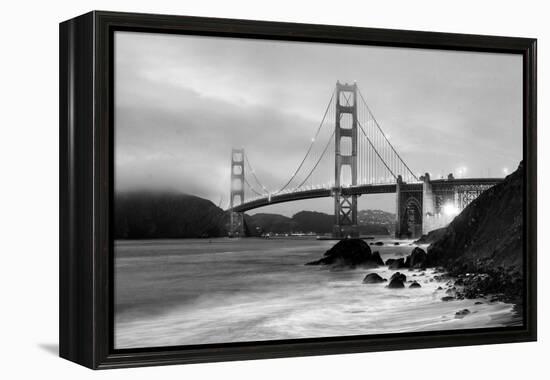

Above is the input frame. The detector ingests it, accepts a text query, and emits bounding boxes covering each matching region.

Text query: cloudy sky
[114,31,522,215]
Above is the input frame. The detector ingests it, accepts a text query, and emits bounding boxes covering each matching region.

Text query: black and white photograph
[113,30,525,349]
[2,0,546,376]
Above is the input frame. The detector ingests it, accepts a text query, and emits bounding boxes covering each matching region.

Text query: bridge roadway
[229,177,503,213]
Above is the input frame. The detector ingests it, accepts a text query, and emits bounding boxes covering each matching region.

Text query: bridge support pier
[229,148,245,237]
[394,175,403,238]
[333,81,359,238]
[395,175,423,239]
[229,211,244,238]
[421,173,436,235]
[333,193,359,238]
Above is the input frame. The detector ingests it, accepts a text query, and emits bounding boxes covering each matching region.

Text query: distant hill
[244,213,295,235]
[291,211,334,234]
[114,191,395,239]
[114,192,227,239]
[246,210,392,236]
[358,209,395,224]
[358,209,396,235]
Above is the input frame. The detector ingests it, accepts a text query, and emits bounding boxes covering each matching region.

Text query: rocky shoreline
[427,162,523,314]
[306,238,522,323]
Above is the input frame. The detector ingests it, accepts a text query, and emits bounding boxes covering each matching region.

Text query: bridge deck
[229,178,503,213]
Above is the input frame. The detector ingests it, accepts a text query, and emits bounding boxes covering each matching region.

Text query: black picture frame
[59,10,537,369]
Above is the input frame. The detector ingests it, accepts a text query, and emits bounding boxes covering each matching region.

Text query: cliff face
[427,162,523,274]
[414,228,446,245]
[114,192,227,239]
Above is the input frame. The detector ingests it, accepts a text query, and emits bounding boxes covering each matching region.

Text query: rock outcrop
[455,309,471,319]
[387,277,405,288]
[390,272,406,283]
[363,273,387,284]
[405,247,428,269]
[371,251,385,266]
[426,162,523,301]
[388,258,407,269]
[414,228,446,245]
[427,162,523,272]
[409,281,421,288]
[305,239,383,268]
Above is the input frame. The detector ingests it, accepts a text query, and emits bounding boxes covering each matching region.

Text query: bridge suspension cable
[243,152,269,195]
[273,89,335,194]
[243,177,264,196]
[357,119,397,180]
[295,131,335,189]
[357,87,419,182]
[231,82,422,209]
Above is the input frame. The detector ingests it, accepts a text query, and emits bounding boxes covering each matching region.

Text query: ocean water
[114,237,519,349]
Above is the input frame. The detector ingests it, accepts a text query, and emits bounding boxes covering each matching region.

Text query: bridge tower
[229,148,245,237]
[333,81,359,238]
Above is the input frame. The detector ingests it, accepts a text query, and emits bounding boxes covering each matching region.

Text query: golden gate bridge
[228,82,502,238]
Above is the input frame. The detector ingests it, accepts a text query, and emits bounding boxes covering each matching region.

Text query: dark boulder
[455,309,471,319]
[363,273,386,284]
[406,247,428,269]
[305,239,381,268]
[374,241,384,246]
[445,287,456,295]
[371,251,385,266]
[387,277,405,288]
[390,272,406,283]
[441,296,455,302]
[409,281,421,288]
[388,258,407,269]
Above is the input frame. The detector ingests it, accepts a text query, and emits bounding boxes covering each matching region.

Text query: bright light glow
[442,203,459,217]
[456,166,468,178]
[503,167,509,175]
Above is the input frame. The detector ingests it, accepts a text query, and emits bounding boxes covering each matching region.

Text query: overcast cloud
[114,31,522,215]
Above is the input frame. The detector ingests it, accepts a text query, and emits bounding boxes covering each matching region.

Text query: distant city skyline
[114,31,522,215]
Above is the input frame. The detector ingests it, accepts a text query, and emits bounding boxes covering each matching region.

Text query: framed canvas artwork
[59,11,536,369]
